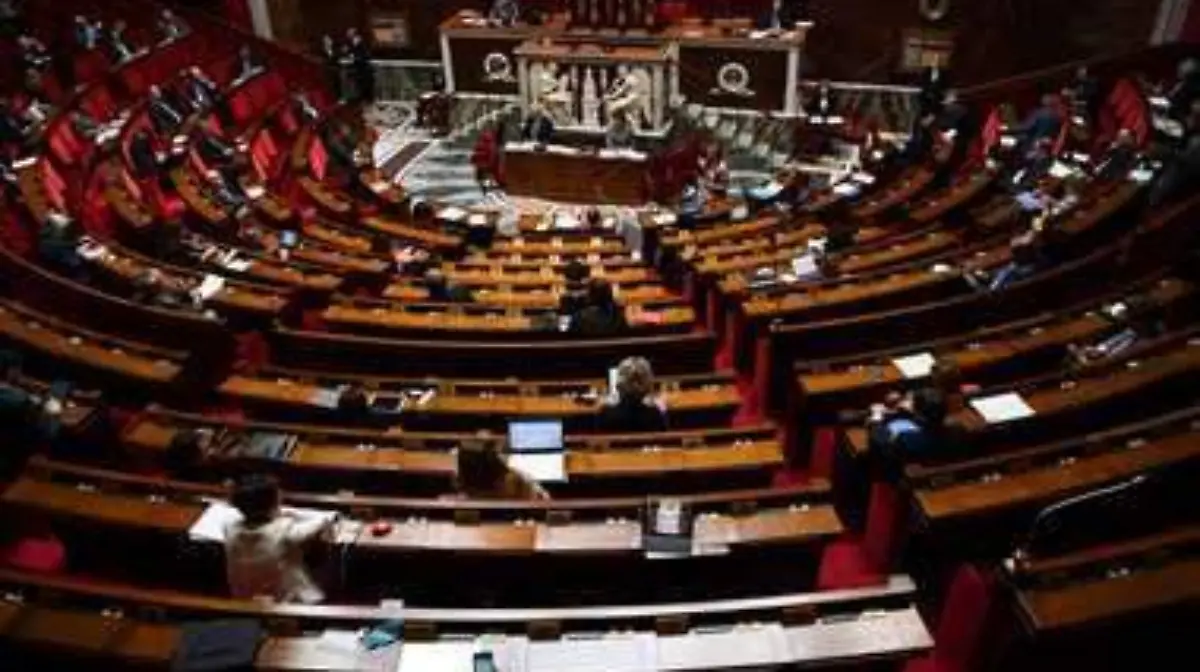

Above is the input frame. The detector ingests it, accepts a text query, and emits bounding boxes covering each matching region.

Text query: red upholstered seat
[1,534,66,575]
[817,480,905,589]
[904,565,998,672]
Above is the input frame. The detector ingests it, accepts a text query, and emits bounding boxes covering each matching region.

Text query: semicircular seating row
[0,1,1198,670]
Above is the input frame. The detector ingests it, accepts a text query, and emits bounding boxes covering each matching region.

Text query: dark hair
[230,474,280,526]
[165,429,206,475]
[424,269,448,293]
[912,388,948,429]
[456,441,507,494]
[411,201,434,220]
[337,385,369,415]
[564,258,591,284]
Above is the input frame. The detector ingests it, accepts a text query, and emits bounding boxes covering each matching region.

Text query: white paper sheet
[527,634,657,672]
[244,185,265,200]
[507,452,566,483]
[969,392,1036,424]
[438,206,468,222]
[1048,161,1073,179]
[891,352,937,379]
[651,212,677,226]
[467,213,489,226]
[193,274,226,301]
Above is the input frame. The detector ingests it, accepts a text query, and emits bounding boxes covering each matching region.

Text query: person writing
[597,356,668,433]
[224,474,335,604]
[454,440,549,500]
[867,388,958,463]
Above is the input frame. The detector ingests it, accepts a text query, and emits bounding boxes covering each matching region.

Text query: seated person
[1014,93,1064,151]
[422,268,473,303]
[196,129,235,166]
[335,384,369,417]
[1008,138,1055,192]
[236,45,264,81]
[867,388,959,462]
[677,178,706,229]
[1093,128,1139,182]
[69,110,100,141]
[0,97,31,147]
[157,8,189,43]
[521,105,555,145]
[596,356,668,433]
[967,232,1045,292]
[38,210,84,276]
[454,439,549,500]
[391,244,432,277]
[223,474,335,604]
[147,85,183,135]
[1150,101,1200,207]
[570,279,628,336]
[163,428,215,479]
[292,92,319,125]
[104,19,135,62]
[606,110,635,150]
[183,66,219,113]
[128,129,161,180]
[130,268,187,309]
[74,15,102,51]
[1068,299,1167,366]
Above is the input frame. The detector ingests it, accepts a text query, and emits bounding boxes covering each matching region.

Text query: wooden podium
[504,143,648,205]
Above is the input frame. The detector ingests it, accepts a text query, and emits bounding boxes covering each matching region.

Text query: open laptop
[506,420,566,483]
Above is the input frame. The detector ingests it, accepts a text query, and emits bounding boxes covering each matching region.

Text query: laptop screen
[507,420,564,453]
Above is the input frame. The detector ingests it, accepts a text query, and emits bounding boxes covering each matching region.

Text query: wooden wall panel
[259,0,1159,84]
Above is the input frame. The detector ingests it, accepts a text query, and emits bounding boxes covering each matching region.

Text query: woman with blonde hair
[596,357,668,433]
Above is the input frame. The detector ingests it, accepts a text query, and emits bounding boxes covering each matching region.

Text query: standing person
[346,29,374,104]
[223,474,335,604]
[471,120,505,195]
[321,34,343,102]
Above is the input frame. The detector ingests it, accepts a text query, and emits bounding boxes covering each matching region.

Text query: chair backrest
[933,564,997,667]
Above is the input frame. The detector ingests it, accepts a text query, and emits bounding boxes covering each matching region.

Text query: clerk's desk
[504,143,648,206]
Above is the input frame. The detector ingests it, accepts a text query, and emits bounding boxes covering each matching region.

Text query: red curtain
[224,0,254,32]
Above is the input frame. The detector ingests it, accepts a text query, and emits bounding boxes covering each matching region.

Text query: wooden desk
[322,301,695,337]
[0,301,185,386]
[1009,526,1200,633]
[504,144,647,206]
[795,278,1193,419]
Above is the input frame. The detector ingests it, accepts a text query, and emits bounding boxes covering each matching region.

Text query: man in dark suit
[128,129,160,179]
[570,279,628,336]
[345,29,373,104]
[423,269,473,303]
[236,45,263,81]
[148,85,182,135]
[104,19,135,62]
[1015,93,1064,150]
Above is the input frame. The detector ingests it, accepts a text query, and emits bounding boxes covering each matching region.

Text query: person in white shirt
[223,474,334,604]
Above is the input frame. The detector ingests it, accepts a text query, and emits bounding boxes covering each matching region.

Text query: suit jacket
[570,306,628,336]
[149,99,182,134]
[596,398,668,433]
[129,132,159,178]
[1017,107,1063,144]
